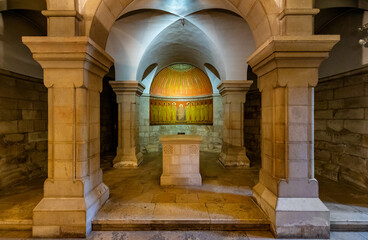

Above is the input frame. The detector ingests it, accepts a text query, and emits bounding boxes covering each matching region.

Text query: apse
[149,63,214,125]
[139,63,223,153]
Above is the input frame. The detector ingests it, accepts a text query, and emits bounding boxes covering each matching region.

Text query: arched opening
[94,1,269,232]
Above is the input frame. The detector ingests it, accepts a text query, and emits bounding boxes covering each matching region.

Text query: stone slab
[161,174,202,186]
[159,135,203,143]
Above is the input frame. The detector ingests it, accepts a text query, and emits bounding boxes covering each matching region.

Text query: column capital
[217,80,253,96]
[22,36,114,85]
[247,35,339,88]
[110,81,146,97]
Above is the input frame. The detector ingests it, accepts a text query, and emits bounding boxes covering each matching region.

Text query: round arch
[82,0,280,49]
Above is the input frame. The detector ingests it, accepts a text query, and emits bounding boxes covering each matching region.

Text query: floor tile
[153,203,210,223]
[93,202,156,223]
[176,193,199,203]
[152,193,176,203]
[198,193,225,204]
[206,202,268,223]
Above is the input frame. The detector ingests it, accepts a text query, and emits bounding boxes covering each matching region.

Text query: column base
[253,182,330,239]
[113,152,143,168]
[219,146,250,167]
[161,174,202,186]
[32,182,109,238]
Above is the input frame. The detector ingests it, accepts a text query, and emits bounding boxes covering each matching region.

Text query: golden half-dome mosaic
[150,64,213,125]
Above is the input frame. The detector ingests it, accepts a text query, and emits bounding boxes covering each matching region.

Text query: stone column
[217,80,253,167]
[110,81,145,168]
[248,36,339,239]
[22,36,113,238]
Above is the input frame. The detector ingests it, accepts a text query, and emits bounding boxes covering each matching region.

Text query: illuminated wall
[139,95,223,153]
[150,64,213,125]
[150,98,213,125]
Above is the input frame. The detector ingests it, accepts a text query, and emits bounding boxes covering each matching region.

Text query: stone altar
[160,135,202,186]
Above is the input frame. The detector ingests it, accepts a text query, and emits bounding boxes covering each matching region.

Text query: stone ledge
[159,135,202,144]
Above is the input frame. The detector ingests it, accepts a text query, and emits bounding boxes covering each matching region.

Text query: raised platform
[92,199,270,231]
[1,152,368,236]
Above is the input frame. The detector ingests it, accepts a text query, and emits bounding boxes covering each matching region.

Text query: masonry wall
[0,69,48,190]
[244,89,261,164]
[315,68,368,190]
[139,94,223,153]
[100,77,117,156]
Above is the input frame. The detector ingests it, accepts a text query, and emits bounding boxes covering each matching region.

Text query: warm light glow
[150,64,213,97]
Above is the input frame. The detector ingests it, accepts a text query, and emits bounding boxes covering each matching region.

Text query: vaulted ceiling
[105,4,256,83]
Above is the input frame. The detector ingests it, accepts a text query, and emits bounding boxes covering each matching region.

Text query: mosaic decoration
[150,63,213,125]
[150,98,213,125]
[150,64,213,97]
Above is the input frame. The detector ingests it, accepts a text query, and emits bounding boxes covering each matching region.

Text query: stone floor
[93,152,268,231]
[0,152,367,239]
[0,230,367,239]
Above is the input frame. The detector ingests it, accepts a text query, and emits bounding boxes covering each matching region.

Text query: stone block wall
[100,77,118,156]
[139,95,223,153]
[244,89,261,164]
[315,68,368,190]
[0,69,47,190]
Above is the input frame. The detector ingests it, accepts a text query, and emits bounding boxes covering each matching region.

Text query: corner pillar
[218,80,253,167]
[248,36,339,239]
[110,81,145,168]
[22,36,114,238]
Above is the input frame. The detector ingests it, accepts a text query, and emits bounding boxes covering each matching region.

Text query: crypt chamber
[0,0,367,239]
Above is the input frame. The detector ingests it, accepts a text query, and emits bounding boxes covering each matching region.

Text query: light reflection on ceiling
[150,63,213,97]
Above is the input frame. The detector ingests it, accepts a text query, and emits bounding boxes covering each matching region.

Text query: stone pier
[23,36,113,238]
[248,36,340,239]
[110,81,145,168]
[218,80,253,167]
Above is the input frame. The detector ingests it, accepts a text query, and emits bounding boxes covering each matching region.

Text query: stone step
[331,221,368,231]
[0,220,32,231]
[92,220,270,231]
[91,200,271,231]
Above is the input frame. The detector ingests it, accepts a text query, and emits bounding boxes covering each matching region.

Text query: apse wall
[139,64,223,153]
[139,94,223,153]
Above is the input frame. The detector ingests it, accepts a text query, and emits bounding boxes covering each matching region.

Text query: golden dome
[150,64,213,97]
